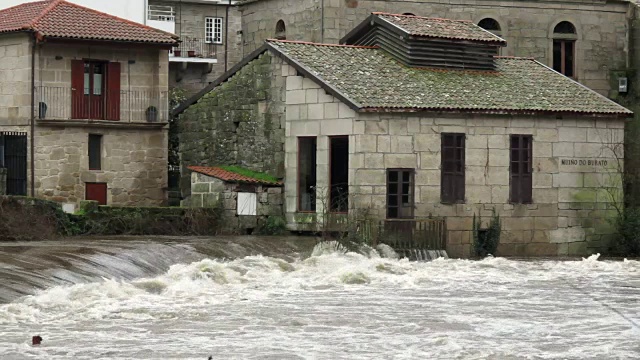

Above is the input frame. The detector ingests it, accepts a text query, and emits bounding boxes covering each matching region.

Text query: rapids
[0,237,639,359]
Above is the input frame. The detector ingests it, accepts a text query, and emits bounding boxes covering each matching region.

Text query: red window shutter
[86,183,107,205]
[71,60,85,119]
[105,62,121,120]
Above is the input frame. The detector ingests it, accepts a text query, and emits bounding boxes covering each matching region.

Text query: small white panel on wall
[237,192,257,216]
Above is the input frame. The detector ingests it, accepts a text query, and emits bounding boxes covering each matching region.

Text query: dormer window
[478,18,501,36]
[552,21,577,77]
[340,13,506,71]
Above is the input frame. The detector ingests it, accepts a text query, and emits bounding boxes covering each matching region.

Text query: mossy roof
[374,13,505,45]
[188,166,282,186]
[267,40,631,116]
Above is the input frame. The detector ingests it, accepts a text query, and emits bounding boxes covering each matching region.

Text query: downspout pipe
[225,0,230,71]
[30,33,36,197]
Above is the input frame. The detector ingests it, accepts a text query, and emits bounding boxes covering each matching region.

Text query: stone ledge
[36,119,168,130]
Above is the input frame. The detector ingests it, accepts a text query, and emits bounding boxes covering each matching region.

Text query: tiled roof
[267,40,631,116]
[0,0,177,44]
[375,13,505,45]
[188,166,283,186]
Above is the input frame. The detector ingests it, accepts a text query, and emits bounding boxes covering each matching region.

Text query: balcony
[170,38,218,64]
[147,5,175,34]
[35,87,169,127]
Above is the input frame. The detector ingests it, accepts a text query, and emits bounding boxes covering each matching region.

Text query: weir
[0,236,316,303]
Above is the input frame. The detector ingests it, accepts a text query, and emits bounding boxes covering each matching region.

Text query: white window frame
[205,17,223,45]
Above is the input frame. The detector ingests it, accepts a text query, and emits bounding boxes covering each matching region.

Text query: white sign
[237,192,257,216]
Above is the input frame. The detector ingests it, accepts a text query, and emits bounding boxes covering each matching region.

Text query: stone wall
[240,0,631,96]
[279,62,625,258]
[178,52,286,196]
[240,0,324,53]
[35,126,168,206]
[36,43,169,122]
[187,171,284,233]
[0,33,33,127]
[153,1,244,93]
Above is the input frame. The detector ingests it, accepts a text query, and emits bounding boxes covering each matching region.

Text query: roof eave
[359,107,633,118]
[41,36,178,47]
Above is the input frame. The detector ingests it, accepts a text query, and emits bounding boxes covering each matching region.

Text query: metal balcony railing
[34,86,169,123]
[170,38,217,59]
[148,5,175,22]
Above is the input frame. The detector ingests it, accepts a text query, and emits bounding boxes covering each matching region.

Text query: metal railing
[34,86,169,123]
[170,38,217,59]
[358,218,447,252]
[148,4,175,22]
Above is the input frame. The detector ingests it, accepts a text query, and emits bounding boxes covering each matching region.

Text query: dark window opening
[441,133,465,203]
[298,137,316,212]
[553,39,574,77]
[510,135,533,204]
[478,18,501,31]
[0,132,27,195]
[329,136,349,213]
[552,21,576,77]
[88,134,102,170]
[387,169,414,219]
[554,21,576,34]
[275,20,286,40]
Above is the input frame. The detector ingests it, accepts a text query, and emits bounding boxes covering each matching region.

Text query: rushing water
[0,237,639,359]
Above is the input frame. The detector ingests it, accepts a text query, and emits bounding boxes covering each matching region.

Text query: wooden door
[71,61,113,120]
[86,182,107,205]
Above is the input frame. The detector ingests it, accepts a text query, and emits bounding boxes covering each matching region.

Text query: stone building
[177,13,631,257]
[0,0,178,207]
[239,0,634,98]
[148,0,244,93]
[186,165,283,233]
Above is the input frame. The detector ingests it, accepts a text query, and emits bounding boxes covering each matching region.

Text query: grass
[219,165,280,183]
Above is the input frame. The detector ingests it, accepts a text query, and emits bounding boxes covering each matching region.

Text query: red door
[86,183,107,205]
[71,60,120,120]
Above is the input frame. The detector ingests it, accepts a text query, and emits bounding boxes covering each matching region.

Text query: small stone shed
[186,166,284,233]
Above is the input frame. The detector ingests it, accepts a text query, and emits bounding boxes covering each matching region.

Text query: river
[0,237,639,359]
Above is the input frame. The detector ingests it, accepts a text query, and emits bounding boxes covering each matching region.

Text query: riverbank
[0,196,228,241]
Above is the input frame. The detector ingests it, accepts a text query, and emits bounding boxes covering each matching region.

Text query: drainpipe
[30,33,36,197]
[225,0,230,71]
[321,0,325,43]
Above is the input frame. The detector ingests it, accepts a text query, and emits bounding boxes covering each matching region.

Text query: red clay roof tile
[0,0,177,44]
[188,166,283,186]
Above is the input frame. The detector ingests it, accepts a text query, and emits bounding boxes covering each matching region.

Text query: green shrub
[473,209,501,258]
[614,207,640,256]
[257,215,288,235]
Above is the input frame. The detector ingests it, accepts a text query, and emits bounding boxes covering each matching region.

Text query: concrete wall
[281,62,625,258]
[187,172,284,232]
[35,126,168,206]
[178,52,286,196]
[240,0,632,96]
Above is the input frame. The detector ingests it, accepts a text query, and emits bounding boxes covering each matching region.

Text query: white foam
[0,250,639,359]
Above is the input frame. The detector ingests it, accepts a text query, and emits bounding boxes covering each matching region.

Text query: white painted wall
[0,0,147,24]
